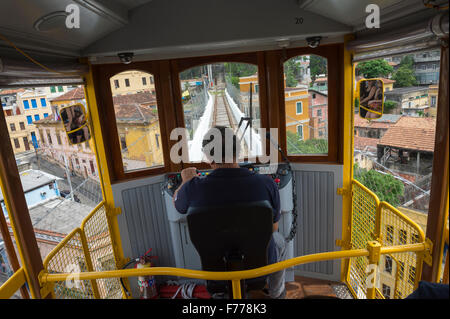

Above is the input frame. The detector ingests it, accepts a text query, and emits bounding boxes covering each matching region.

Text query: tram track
[211,88,248,156]
[212,89,236,130]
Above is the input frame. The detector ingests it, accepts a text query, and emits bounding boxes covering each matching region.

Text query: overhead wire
[0,32,83,77]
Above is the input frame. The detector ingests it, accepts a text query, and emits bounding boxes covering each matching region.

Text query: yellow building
[238,74,310,141]
[284,87,310,141]
[114,103,163,170]
[110,70,156,96]
[380,78,396,92]
[428,84,439,117]
[238,74,260,118]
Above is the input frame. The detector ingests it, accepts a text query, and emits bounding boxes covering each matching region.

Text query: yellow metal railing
[345,180,431,299]
[347,180,380,299]
[35,180,432,300]
[38,242,428,299]
[0,267,27,299]
[40,201,123,299]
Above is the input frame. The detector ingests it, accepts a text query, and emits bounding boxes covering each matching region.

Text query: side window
[179,62,262,162]
[284,55,328,155]
[109,70,164,172]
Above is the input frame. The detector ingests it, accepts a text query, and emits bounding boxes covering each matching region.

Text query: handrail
[80,200,106,231]
[37,180,435,299]
[0,267,26,299]
[39,243,427,299]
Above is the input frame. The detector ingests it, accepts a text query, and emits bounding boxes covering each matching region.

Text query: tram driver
[173,126,287,299]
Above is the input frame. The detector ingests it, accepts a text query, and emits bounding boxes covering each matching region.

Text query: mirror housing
[59,103,91,145]
[357,79,384,120]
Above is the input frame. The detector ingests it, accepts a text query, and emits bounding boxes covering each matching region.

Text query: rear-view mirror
[59,104,91,145]
[357,79,384,120]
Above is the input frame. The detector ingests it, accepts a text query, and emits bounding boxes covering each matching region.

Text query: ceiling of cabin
[0,0,446,62]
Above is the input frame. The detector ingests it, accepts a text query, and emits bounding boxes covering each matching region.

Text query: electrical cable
[0,32,82,76]
[119,258,139,297]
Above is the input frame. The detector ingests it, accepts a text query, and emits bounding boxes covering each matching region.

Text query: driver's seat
[186,200,273,298]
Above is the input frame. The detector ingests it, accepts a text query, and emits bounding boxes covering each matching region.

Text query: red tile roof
[380,78,396,84]
[51,87,85,102]
[0,88,25,95]
[354,136,379,150]
[354,114,398,129]
[113,92,156,106]
[114,104,158,124]
[394,116,436,129]
[379,117,436,152]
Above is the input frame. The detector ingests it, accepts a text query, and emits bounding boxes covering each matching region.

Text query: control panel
[164,162,292,196]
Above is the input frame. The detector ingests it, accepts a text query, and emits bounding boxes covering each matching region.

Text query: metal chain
[285,163,298,243]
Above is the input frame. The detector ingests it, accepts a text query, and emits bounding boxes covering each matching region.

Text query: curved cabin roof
[0,0,447,88]
[0,0,445,61]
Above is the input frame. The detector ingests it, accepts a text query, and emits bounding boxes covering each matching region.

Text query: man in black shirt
[174,126,287,298]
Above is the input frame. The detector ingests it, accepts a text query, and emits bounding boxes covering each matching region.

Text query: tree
[356,59,393,78]
[399,55,414,68]
[283,59,298,87]
[309,55,327,82]
[224,63,257,89]
[354,164,404,206]
[393,66,417,87]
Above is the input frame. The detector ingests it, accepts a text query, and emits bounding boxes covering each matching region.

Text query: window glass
[354,49,440,227]
[1,84,106,295]
[109,70,163,172]
[284,55,328,155]
[179,62,262,162]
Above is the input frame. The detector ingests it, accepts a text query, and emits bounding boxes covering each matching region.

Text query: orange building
[239,74,310,140]
[284,86,310,140]
[238,74,260,118]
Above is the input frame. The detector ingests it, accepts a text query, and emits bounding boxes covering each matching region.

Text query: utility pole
[63,154,74,201]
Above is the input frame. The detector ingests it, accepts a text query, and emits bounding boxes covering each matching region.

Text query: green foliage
[393,66,417,87]
[286,131,328,154]
[354,164,404,206]
[399,55,415,68]
[416,110,425,117]
[231,76,240,89]
[356,59,393,78]
[179,66,204,80]
[383,100,398,113]
[284,59,298,87]
[309,55,327,82]
[224,63,257,89]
